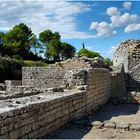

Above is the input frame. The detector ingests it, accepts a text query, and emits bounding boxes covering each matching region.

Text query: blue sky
[0,1,140,59]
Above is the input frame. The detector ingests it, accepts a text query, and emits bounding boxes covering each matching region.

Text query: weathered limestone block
[0,123,14,135]
[104,121,116,129]
[130,124,140,131]
[113,40,140,91]
[116,123,129,130]
[91,121,103,128]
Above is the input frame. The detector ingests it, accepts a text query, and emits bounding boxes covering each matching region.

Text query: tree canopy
[3,23,33,58]
[39,30,53,44]
[47,39,61,61]
[61,42,76,60]
[0,23,77,61]
[39,30,76,61]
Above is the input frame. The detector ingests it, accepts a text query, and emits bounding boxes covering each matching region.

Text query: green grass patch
[23,60,48,67]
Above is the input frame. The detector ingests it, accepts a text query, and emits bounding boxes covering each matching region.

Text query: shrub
[12,55,23,60]
[0,56,23,82]
[0,57,47,82]
[78,48,103,58]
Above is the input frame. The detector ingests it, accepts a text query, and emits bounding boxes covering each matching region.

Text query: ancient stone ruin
[113,40,140,91]
[0,40,139,138]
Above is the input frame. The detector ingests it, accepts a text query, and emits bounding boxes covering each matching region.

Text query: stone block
[130,124,140,131]
[19,124,32,137]
[116,123,129,130]
[104,121,116,129]
[9,129,20,139]
[0,123,14,135]
[91,121,103,128]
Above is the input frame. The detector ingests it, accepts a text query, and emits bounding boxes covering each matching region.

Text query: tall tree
[39,30,61,61]
[39,30,53,45]
[3,23,33,58]
[47,39,61,61]
[61,42,76,60]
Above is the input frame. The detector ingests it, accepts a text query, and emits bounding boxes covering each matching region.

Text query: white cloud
[90,3,140,37]
[106,7,120,16]
[110,12,138,27]
[125,23,140,32]
[0,0,96,39]
[123,2,132,10]
[90,21,116,37]
[90,22,98,29]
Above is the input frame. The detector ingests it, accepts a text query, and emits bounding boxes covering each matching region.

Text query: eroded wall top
[113,40,140,72]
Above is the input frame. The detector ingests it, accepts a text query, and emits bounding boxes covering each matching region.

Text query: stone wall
[113,41,129,72]
[128,43,140,71]
[113,40,140,73]
[0,68,124,139]
[111,67,126,99]
[0,91,86,139]
[126,64,140,91]
[0,56,128,139]
[22,58,91,89]
[113,40,140,92]
[86,68,111,114]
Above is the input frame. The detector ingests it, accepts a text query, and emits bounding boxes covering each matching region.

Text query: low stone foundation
[0,90,86,139]
[0,68,120,139]
[0,57,127,138]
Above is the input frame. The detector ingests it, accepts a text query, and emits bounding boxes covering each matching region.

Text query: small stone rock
[104,121,116,129]
[116,123,129,130]
[130,124,140,131]
[91,121,103,128]
[76,86,86,90]
[0,91,6,94]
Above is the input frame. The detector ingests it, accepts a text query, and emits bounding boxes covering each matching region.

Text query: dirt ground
[47,127,140,139]
[45,104,140,139]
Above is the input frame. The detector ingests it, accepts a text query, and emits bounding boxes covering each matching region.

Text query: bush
[12,55,23,60]
[0,56,23,82]
[78,48,103,58]
[0,57,47,82]
[104,58,113,66]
